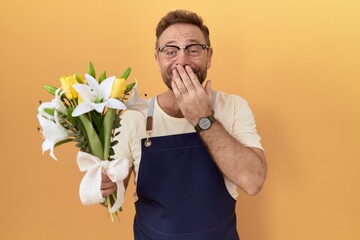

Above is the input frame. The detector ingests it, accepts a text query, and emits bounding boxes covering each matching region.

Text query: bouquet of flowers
[37,62,147,221]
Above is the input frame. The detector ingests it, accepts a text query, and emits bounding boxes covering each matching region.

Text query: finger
[101,181,116,190]
[101,174,112,183]
[205,80,212,96]
[177,65,195,91]
[171,79,183,102]
[101,186,117,197]
[172,69,187,95]
[184,65,202,90]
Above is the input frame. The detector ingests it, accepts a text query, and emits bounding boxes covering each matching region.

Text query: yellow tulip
[60,75,78,99]
[110,78,126,99]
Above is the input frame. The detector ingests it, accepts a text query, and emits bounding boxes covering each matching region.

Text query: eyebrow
[161,39,201,46]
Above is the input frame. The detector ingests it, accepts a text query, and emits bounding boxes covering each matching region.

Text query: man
[101,10,267,240]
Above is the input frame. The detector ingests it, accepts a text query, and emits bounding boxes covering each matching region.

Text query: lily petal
[42,139,57,160]
[125,82,149,111]
[73,84,96,103]
[38,101,56,120]
[90,102,106,113]
[38,115,68,142]
[85,74,100,89]
[98,76,115,100]
[54,89,67,115]
[106,98,127,110]
[37,114,68,160]
[72,102,94,116]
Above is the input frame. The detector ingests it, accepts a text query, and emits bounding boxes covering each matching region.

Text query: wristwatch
[194,115,216,132]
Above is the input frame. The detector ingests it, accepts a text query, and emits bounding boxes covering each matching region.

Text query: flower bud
[110,78,126,99]
[60,75,78,100]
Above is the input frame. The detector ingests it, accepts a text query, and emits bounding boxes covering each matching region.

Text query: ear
[154,51,161,72]
[206,47,213,69]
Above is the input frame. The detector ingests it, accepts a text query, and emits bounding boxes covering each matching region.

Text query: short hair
[155,10,211,48]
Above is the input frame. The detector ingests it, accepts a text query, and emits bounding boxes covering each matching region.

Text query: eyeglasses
[157,44,210,60]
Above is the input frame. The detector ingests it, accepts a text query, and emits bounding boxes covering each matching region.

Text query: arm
[199,121,266,195]
[172,65,267,196]
[100,110,139,198]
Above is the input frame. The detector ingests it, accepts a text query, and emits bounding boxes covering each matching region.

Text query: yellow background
[1,0,359,239]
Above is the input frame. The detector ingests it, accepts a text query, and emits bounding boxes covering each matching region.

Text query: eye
[187,45,202,56]
[162,47,178,58]
[189,49,200,55]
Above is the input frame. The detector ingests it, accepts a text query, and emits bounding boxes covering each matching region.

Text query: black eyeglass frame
[157,43,211,54]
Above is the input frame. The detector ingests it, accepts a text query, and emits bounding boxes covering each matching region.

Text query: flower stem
[102,108,116,160]
[106,196,114,222]
[78,115,103,159]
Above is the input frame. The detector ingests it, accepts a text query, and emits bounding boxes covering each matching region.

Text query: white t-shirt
[113,91,263,200]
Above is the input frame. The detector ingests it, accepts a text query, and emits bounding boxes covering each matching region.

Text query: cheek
[157,58,170,71]
[161,63,176,75]
[156,56,172,73]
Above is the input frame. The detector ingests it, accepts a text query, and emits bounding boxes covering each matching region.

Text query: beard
[162,65,208,90]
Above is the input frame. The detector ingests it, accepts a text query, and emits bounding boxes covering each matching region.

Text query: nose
[175,49,191,65]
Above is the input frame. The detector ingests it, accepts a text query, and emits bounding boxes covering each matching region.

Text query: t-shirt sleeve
[112,110,144,167]
[232,97,264,151]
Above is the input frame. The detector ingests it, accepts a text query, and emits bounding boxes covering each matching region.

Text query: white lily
[37,111,69,160]
[38,89,67,120]
[38,101,56,120]
[125,82,148,111]
[54,88,68,115]
[72,74,127,117]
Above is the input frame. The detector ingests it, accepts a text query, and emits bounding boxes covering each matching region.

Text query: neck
[157,90,184,118]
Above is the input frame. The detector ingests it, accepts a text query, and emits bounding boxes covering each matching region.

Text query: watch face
[199,117,211,130]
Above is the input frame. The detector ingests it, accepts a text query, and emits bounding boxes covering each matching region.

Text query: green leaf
[67,107,77,127]
[88,62,96,78]
[90,110,102,135]
[54,139,73,147]
[74,73,83,83]
[99,71,107,83]
[43,108,55,116]
[101,108,116,160]
[44,85,57,95]
[109,148,115,156]
[79,114,103,159]
[110,140,119,147]
[125,82,136,94]
[120,67,131,80]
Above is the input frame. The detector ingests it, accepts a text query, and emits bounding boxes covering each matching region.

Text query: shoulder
[213,91,258,136]
[119,102,149,133]
[214,91,250,112]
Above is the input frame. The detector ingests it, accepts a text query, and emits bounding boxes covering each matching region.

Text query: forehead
[158,23,206,45]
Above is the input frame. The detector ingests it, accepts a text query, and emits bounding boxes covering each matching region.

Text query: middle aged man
[101,9,267,240]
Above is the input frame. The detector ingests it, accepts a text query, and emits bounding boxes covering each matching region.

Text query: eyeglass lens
[160,44,207,59]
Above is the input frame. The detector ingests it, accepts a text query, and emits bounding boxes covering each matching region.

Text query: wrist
[194,114,217,132]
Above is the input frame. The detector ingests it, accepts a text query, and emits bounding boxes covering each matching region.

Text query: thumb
[205,80,212,96]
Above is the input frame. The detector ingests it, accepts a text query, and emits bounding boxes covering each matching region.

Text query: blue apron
[134,97,239,240]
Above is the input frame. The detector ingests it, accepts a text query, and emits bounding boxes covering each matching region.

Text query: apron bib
[134,97,239,240]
